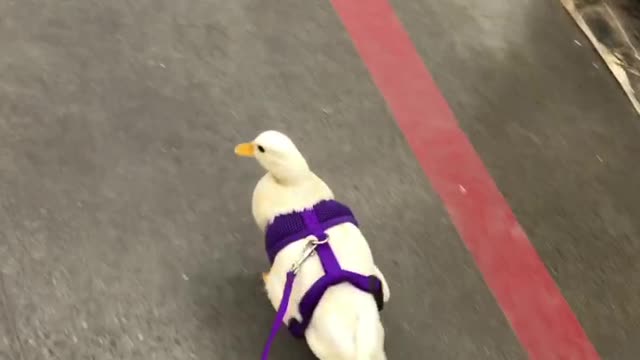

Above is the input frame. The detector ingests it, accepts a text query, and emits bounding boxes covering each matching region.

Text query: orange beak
[234,142,255,157]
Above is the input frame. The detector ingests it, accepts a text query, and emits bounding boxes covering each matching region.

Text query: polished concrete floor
[0,0,638,359]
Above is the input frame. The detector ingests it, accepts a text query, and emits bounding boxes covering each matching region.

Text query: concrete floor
[0,0,638,359]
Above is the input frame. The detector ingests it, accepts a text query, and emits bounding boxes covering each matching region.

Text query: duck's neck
[269,158,311,185]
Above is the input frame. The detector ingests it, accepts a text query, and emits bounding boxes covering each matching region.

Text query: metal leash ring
[310,234,329,245]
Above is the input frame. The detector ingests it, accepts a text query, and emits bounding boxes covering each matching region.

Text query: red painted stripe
[329,0,601,359]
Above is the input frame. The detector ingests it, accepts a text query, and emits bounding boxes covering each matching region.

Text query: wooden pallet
[560,0,640,114]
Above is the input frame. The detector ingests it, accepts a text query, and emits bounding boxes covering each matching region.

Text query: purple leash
[261,237,319,359]
[261,271,296,360]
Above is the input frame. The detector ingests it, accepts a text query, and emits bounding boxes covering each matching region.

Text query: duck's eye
[257,145,265,153]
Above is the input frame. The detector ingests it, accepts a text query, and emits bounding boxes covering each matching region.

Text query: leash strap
[261,271,296,360]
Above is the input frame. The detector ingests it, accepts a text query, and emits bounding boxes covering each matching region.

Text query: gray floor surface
[0,0,638,359]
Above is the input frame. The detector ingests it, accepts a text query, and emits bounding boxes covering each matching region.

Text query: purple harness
[260,200,384,359]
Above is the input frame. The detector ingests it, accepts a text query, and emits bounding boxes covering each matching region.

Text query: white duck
[235,130,390,360]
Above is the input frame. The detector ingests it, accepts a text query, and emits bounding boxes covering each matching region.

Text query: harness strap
[261,205,384,358]
[288,270,384,338]
[302,210,343,275]
[291,208,384,338]
[301,210,328,242]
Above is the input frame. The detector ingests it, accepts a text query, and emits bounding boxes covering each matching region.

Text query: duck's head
[235,130,310,183]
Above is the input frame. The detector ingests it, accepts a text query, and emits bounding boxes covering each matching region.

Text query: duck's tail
[354,309,386,360]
